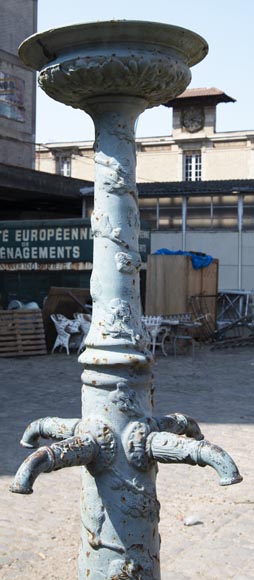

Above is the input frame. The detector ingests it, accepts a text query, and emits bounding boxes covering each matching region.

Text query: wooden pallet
[0,309,47,357]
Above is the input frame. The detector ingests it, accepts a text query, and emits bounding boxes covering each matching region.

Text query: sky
[35,0,254,144]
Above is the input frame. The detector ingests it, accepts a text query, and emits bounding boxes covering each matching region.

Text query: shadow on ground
[1,344,254,475]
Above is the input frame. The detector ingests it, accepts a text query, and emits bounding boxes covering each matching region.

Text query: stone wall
[0,0,37,168]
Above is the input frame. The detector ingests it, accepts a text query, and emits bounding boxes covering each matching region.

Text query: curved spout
[20,417,81,448]
[196,440,243,486]
[10,434,98,494]
[147,432,243,486]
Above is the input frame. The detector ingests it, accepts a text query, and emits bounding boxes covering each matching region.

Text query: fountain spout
[147,431,243,486]
[10,434,98,494]
[20,416,81,448]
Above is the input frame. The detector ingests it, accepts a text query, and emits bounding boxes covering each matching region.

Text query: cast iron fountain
[10,20,242,579]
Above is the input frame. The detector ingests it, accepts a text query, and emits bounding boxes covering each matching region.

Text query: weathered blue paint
[147,431,243,486]
[20,416,81,448]
[11,20,242,580]
[10,433,98,494]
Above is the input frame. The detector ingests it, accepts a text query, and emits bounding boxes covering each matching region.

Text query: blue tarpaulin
[153,249,213,270]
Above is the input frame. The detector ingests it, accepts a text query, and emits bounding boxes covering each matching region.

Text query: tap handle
[155,413,204,440]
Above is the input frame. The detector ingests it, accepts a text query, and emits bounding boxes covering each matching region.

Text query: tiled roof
[137,179,254,197]
[75,179,254,199]
[164,87,235,107]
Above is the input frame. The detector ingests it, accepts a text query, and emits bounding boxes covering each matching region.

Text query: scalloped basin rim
[18,19,208,71]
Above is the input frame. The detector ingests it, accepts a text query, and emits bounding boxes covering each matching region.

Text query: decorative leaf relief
[94,151,137,197]
[38,51,190,108]
[115,251,141,274]
[91,211,129,248]
[109,382,143,417]
[85,419,117,475]
[103,299,141,344]
[89,279,146,348]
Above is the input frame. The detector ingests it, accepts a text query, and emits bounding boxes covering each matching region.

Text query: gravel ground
[0,344,253,579]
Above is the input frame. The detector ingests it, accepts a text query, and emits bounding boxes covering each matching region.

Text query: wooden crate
[145,254,218,324]
[0,309,47,357]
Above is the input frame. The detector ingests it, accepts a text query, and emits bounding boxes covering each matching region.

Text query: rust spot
[86,570,90,577]
[92,380,97,385]
[86,551,90,558]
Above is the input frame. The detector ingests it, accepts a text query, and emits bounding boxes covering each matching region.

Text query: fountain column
[77,95,159,579]
[10,20,242,580]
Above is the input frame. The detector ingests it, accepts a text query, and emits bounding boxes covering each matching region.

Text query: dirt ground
[0,344,254,579]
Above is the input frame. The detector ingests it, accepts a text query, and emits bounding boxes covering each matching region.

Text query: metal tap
[10,434,97,494]
[11,412,242,496]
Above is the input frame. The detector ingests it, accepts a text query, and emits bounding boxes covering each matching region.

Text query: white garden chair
[141,315,172,356]
[74,313,91,354]
[50,314,72,355]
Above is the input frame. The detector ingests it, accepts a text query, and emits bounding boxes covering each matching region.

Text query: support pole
[182,196,187,251]
[237,193,243,290]
[78,96,160,578]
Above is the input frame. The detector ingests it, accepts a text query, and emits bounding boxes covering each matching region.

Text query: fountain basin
[19,20,208,109]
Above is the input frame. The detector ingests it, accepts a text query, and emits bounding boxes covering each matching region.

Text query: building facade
[36,88,254,184]
[0,0,37,168]
[2,87,254,300]
[35,89,254,291]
